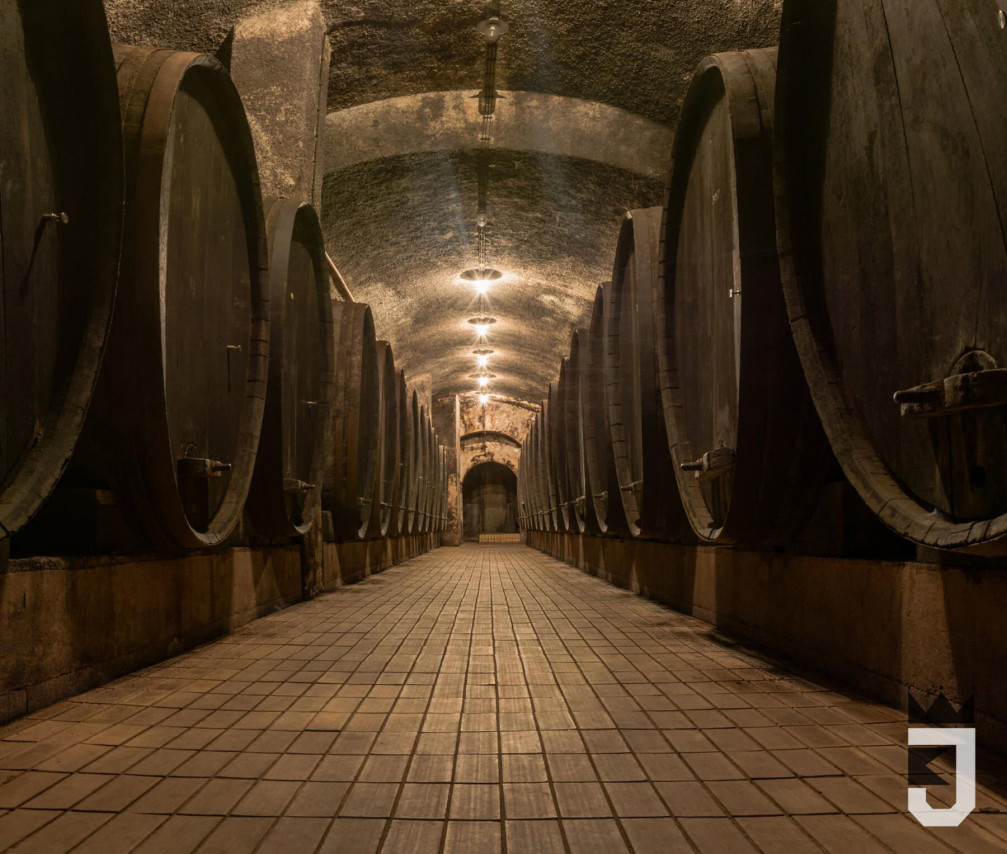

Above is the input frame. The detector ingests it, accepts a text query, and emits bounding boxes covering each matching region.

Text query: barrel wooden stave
[775,0,1007,551]
[248,198,335,539]
[0,0,122,541]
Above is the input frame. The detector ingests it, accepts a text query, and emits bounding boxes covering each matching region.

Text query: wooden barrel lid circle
[0,1,123,541]
[78,45,269,549]
[658,48,827,546]
[775,0,1007,552]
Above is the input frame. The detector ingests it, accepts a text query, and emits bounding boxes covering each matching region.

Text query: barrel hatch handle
[894,367,1007,418]
[178,457,232,478]
[681,447,735,481]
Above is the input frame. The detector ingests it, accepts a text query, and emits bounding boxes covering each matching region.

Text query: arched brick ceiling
[105,0,782,404]
[322,150,664,401]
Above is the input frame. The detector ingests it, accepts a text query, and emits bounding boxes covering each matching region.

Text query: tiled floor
[0,544,1004,852]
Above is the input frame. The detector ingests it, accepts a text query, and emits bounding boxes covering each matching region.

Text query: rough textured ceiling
[322,150,663,401]
[105,0,782,404]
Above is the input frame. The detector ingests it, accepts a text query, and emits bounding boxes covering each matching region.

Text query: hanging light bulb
[479,393,490,405]
[473,324,490,337]
[477,16,509,44]
[476,354,489,368]
[477,376,490,388]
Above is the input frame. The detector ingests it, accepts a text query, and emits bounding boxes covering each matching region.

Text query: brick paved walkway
[0,544,1004,852]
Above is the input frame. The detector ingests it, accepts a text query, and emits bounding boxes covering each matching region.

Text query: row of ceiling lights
[465,269,501,404]
[462,7,508,407]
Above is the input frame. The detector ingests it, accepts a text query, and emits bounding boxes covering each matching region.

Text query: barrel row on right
[520,1,1007,555]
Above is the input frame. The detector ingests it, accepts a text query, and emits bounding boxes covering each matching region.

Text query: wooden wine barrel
[405,390,423,533]
[248,198,335,539]
[522,418,535,530]
[434,444,447,532]
[417,409,432,533]
[444,447,452,532]
[606,208,691,540]
[428,428,440,533]
[564,329,593,533]
[776,0,1007,552]
[526,417,542,530]
[539,396,561,532]
[433,444,443,533]
[517,443,527,530]
[535,417,547,532]
[424,417,437,533]
[0,1,123,541]
[657,48,826,546]
[70,45,269,550]
[549,369,573,531]
[325,301,380,540]
[391,370,411,536]
[582,285,628,535]
[368,341,399,537]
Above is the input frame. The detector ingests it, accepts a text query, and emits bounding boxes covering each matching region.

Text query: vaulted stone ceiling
[105,0,782,404]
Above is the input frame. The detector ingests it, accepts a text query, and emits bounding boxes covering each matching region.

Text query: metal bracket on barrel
[283,478,315,493]
[680,447,735,482]
[894,368,1007,418]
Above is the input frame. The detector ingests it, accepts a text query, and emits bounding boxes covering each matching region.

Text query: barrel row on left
[1,2,448,555]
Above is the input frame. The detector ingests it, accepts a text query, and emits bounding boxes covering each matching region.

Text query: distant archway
[462,461,518,541]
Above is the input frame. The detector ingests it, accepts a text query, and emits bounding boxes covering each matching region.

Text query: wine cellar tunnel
[2,0,1007,850]
[462,461,518,541]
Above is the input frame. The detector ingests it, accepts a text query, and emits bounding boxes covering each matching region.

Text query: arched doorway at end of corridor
[462,461,518,541]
